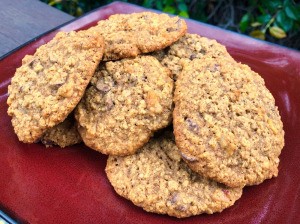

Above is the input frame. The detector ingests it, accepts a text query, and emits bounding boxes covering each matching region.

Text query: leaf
[163,5,176,14]
[261,0,282,13]
[257,14,272,24]
[250,30,266,40]
[56,4,62,10]
[179,11,189,18]
[276,10,294,32]
[76,7,83,16]
[284,3,300,21]
[155,1,163,10]
[249,0,257,7]
[48,0,61,6]
[178,3,188,12]
[258,5,266,15]
[239,14,250,33]
[163,0,173,5]
[143,0,154,8]
[251,22,262,27]
[269,26,287,39]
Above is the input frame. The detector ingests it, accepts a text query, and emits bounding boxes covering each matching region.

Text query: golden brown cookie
[7,30,105,143]
[89,12,187,61]
[41,113,81,148]
[155,33,234,80]
[106,131,243,218]
[75,56,174,156]
[173,57,285,188]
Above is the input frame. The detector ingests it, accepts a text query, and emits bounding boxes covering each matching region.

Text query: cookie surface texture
[159,33,234,80]
[106,131,242,218]
[75,56,174,156]
[41,114,82,148]
[7,30,105,143]
[173,57,285,188]
[90,12,187,61]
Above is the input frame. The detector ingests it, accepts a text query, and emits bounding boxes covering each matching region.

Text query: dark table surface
[0,0,74,58]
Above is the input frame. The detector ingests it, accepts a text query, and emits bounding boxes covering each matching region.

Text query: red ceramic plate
[1,2,300,223]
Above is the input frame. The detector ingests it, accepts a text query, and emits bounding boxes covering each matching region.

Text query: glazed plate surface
[0,2,299,223]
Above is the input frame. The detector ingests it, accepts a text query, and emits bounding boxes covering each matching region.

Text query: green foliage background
[41,0,300,50]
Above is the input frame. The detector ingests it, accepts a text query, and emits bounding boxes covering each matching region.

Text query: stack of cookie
[7,12,284,218]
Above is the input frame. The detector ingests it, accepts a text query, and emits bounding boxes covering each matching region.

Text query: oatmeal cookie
[173,57,285,188]
[7,30,105,143]
[41,113,81,148]
[89,12,187,61]
[156,33,234,80]
[106,131,242,218]
[75,56,173,156]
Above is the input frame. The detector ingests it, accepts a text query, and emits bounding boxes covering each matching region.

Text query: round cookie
[106,131,243,218]
[7,30,105,143]
[75,56,174,156]
[41,114,82,148]
[173,57,285,188]
[89,12,187,61]
[158,33,234,80]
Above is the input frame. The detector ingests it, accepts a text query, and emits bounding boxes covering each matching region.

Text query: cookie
[89,12,187,61]
[75,56,174,156]
[173,57,285,188]
[41,113,81,148]
[7,30,105,143]
[106,131,242,218]
[156,33,234,80]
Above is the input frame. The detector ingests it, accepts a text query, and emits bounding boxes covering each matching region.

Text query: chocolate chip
[96,81,111,93]
[169,193,179,205]
[41,138,55,147]
[200,49,206,54]
[175,205,187,212]
[189,54,197,60]
[105,97,114,111]
[185,118,199,133]
[166,19,181,32]
[166,27,175,32]
[141,14,149,20]
[209,64,220,72]
[222,189,230,196]
[180,151,198,162]
[116,39,126,44]
[28,58,35,69]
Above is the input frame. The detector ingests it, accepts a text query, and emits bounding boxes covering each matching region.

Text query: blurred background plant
[40,0,300,50]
